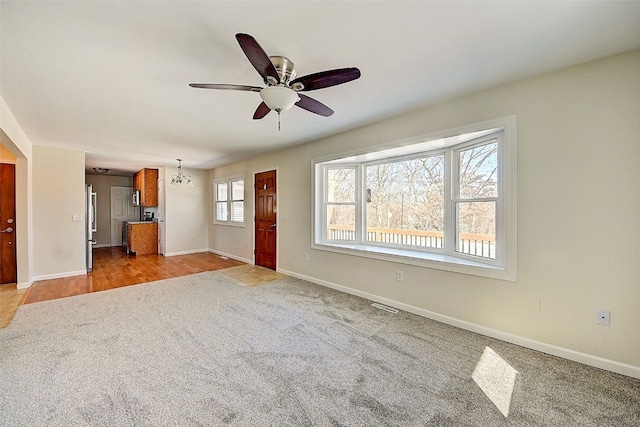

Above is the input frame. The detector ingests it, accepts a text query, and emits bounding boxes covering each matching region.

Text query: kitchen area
[123,168,159,256]
[84,160,208,272]
[85,167,161,272]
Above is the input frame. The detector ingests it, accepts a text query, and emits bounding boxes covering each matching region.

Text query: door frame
[253,167,278,269]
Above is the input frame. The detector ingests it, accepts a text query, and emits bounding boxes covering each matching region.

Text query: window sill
[311,242,515,282]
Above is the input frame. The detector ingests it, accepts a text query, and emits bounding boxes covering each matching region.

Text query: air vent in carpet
[371,303,399,314]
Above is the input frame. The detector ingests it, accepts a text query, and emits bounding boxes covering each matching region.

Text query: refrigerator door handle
[91,192,97,232]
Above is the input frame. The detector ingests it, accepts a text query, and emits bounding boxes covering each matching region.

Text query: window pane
[216,201,228,221]
[327,168,355,203]
[231,201,244,223]
[458,142,498,199]
[456,201,496,259]
[217,183,228,201]
[365,155,445,249]
[231,180,244,201]
[326,205,355,241]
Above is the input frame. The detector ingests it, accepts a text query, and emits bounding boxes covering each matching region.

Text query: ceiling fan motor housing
[269,56,297,86]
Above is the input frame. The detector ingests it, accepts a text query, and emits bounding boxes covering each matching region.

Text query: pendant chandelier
[170,159,194,187]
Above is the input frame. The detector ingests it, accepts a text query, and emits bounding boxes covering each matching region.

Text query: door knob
[1,227,14,233]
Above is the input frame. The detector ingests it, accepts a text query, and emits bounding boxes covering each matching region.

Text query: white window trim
[213,176,246,227]
[312,116,517,281]
[322,165,358,242]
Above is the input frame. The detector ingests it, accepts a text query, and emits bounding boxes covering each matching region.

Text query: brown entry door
[255,170,277,270]
[0,163,17,284]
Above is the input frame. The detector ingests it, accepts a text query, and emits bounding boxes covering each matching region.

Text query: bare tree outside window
[456,141,498,259]
[326,168,356,241]
[366,155,445,248]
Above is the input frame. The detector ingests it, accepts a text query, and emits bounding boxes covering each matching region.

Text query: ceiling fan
[190,33,361,130]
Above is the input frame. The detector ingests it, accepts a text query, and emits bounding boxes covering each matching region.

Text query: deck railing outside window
[327,225,495,260]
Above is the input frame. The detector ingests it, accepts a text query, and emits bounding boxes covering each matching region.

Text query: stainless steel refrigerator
[85,185,97,272]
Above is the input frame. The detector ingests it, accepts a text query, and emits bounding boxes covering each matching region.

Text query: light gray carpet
[1,272,638,426]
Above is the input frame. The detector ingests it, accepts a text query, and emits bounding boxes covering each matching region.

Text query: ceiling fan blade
[253,102,271,120]
[235,33,280,84]
[290,67,361,92]
[295,94,334,117]
[189,83,262,92]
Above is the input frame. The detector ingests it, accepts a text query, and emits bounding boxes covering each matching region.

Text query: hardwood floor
[0,284,27,328]
[0,247,247,327]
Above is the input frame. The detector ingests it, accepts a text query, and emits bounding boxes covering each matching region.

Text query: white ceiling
[2,1,639,175]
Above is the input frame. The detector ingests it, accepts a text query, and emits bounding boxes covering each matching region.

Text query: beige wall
[164,167,209,255]
[1,97,33,287]
[208,163,264,264]
[209,50,640,377]
[32,146,86,278]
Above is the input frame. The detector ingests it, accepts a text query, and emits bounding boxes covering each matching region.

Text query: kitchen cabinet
[133,168,158,207]
[127,222,158,255]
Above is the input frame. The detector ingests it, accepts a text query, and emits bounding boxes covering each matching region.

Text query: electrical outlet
[304,252,309,261]
[596,310,610,326]
[396,270,404,282]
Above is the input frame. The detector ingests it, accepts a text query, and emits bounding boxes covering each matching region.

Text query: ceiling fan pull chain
[277,110,282,131]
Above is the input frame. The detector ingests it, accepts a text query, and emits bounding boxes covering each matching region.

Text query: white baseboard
[93,243,111,248]
[30,269,87,284]
[164,248,209,257]
[208,249,253,265]
[17,281,34,289]
[279,268,640,380]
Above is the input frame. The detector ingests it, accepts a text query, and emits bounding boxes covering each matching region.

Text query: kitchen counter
[126,222,158,255]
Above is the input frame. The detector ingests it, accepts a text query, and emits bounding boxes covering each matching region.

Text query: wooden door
[0,163,17,284]
[255,170,277,270]
[110,186,140,246]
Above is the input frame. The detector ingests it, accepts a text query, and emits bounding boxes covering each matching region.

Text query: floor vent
[219,256,229,260]
[372,303,399,314]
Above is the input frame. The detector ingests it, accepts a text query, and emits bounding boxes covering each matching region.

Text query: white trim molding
[208,249,253,265]
[17,280,34,290]
[164,248,210,257]
[30,269,87,284]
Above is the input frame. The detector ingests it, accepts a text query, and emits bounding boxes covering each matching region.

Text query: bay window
[313,117,516,281]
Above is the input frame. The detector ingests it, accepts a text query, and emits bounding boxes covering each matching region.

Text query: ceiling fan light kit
[190,33,360,130]
[260,86,300,112]
[260,86,300,130]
